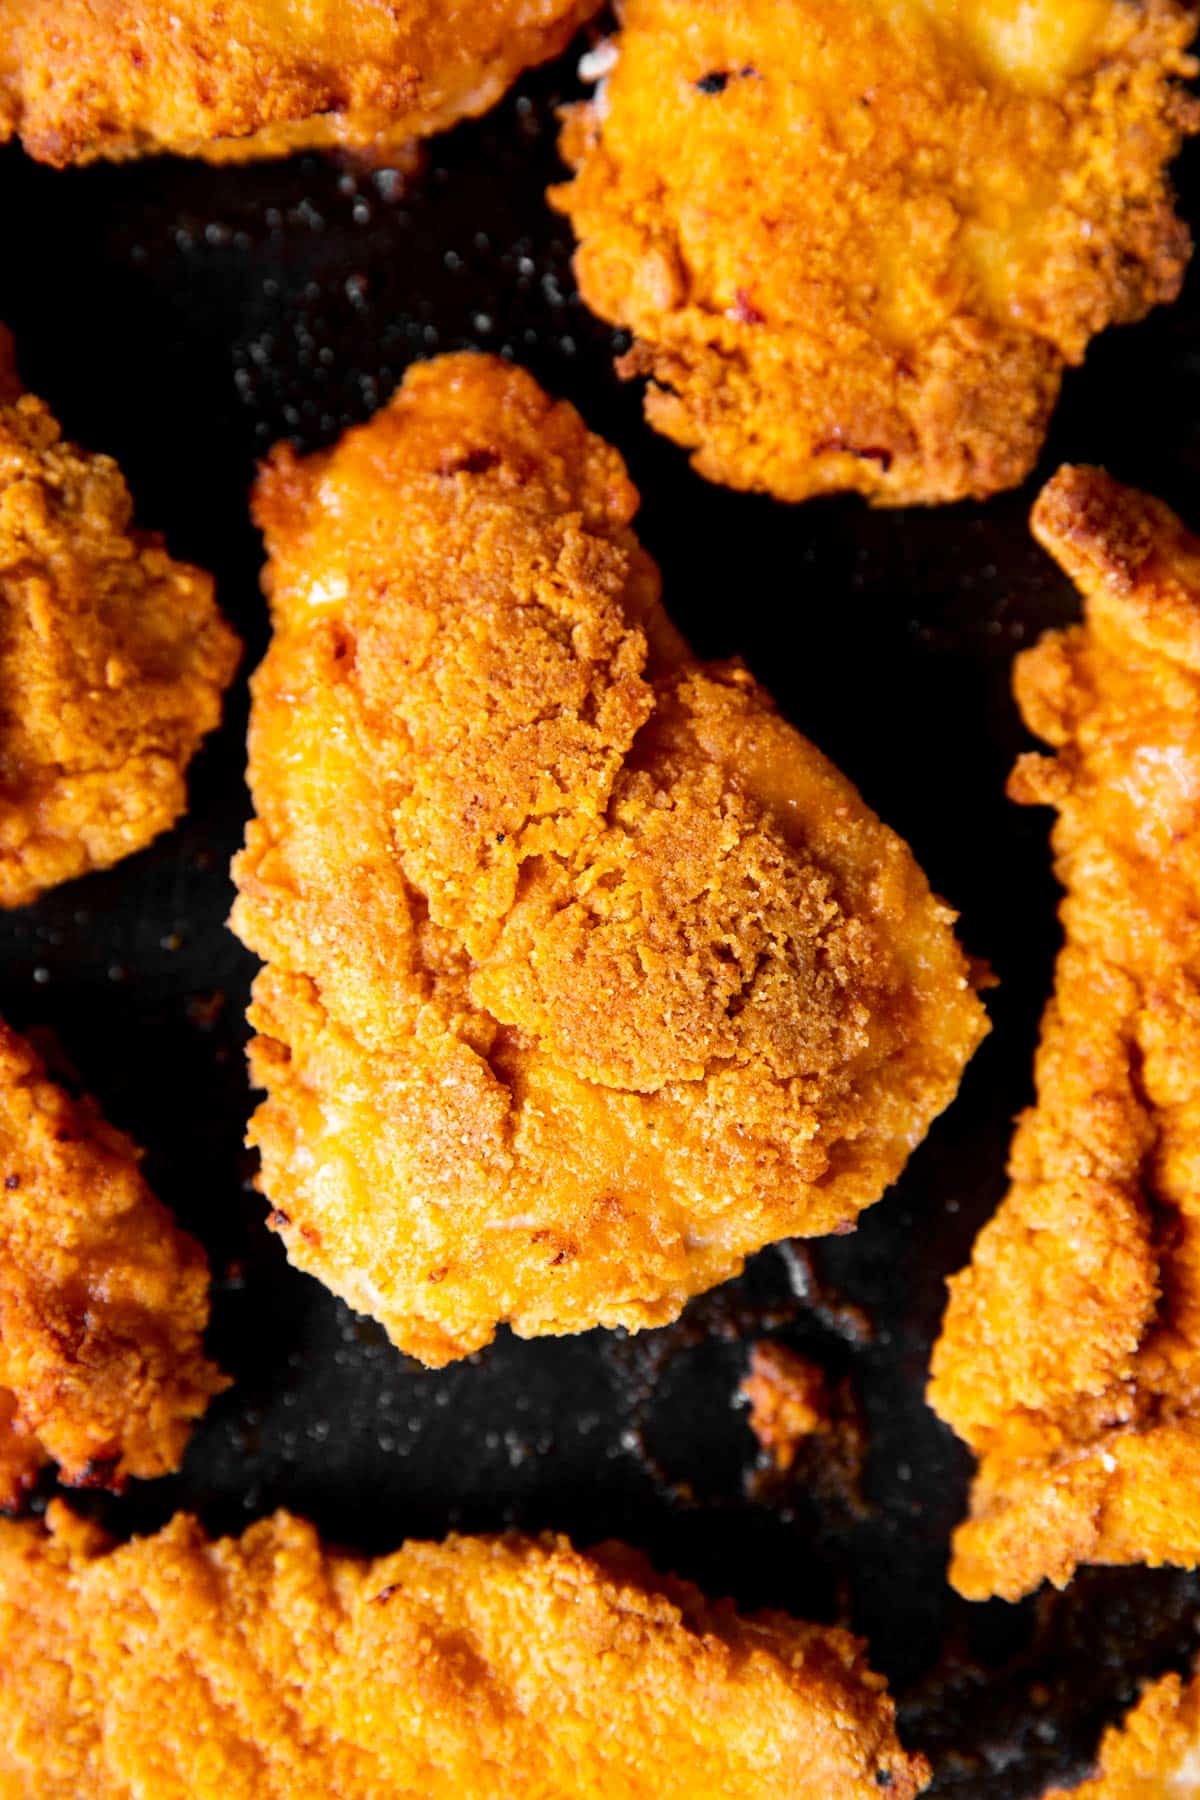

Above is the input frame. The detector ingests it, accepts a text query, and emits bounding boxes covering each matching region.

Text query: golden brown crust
[552,0,1199,506]
[0,1021,227,1505]
[0,0,599,166]
[0,351,239,908]
[0,1503,929,1798]
[1044,1669,1200,1798]
[231,352,987,1367]
[928,465,1200,1601]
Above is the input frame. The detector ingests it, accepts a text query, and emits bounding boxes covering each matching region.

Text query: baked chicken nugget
[552,0,1199,507]
[0,1020,226,1507]
[231,353,988,1367]
[1044,1669,1200,1799]
[0,339,238,908]
[0,1503,930,1799]
[0,0,599,167]
[929,467,1200,1602]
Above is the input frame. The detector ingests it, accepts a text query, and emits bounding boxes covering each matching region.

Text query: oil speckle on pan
[1,36,1200,1798]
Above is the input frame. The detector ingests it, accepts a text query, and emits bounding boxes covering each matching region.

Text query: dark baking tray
[3,34,1200,1796]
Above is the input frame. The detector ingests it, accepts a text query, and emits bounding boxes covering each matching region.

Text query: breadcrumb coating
[0,0,599,167]
[231,353,987,1367]
[0,1021,226,1507]
[929,467,1200,1602]
[0,1503,929,1798]
[1044,1669,1200,1797]
[552,0,1199,507]
[0,344,239,908]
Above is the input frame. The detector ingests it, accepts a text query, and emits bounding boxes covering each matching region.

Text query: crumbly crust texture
[0,353,238,908]
[231,352,987,1367]
[929,466,1200,1600]
[1044,1669,1200,1798]
[553,0,1199,505]
[0,1021,226,1505]
[0,0,599,166]
[0,1504,929,1798]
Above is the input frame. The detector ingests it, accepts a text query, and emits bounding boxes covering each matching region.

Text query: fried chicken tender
[0,1502,929,1799]
[0,343,238,908]
[929,467,1200,1602]
[0,0,599,167]
[231,353,987,1367]
[552,0,1199,507]
[1044,1670,1200,1798]
[0,1020,226,1508]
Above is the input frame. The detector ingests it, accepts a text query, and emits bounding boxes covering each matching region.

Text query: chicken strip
[552,0,1199,507]
[929,467,1200,1602]
[0,1501,929,1798]
[0,0,599,167]
[1044,1669,1200,1798]
[0,337,239,908]
[0,1020,226,1507]
[231,353,988,1367]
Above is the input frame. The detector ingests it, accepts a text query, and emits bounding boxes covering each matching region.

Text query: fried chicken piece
[0,0,599,168]
[0,1020,226,1507]
[741,1341,830,1474]
[0,1502,929,1799]
[231,353,988,1367]
[0,341,238,908]
[552,0,1199,507]
[928,467,1200,1602]
[1044,1669,1200,1798]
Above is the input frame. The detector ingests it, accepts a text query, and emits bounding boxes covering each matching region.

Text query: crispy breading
[552,0,1199,507]
[230,353,987,1367]
[741,1341,830,1474]
[0,1021,226,1507]
[0,0,599,167]
[1044,1669,1200,1798]
[0,1502,929,1799]
[928,466,1200,1602]
[0,344,238,908]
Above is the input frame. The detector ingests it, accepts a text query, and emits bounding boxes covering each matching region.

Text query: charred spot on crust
[267,1207,292,1229]
[327,624,356,670]
[876,1773,894,1789]
[694,66,758,95]
[371,1582,399,1604]
[438,446,501,476]
[4,1173,18,1189]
